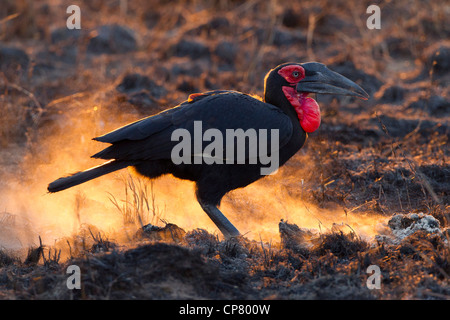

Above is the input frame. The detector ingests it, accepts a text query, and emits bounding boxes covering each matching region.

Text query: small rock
[177,78,197,93]
[171,60,205,76]
[272,28,306,46]
[126,91,156,110]
[50,27,82,44]
[135,223,186,242]
[0,45,29,73]
[171,39,210,60]
[410,44,450,84]
[281,8,303,28]
[116,73,166,98]
[207,16,230,30]
[386,213,441,243]
[87,24,138,54]
[214,41,237,64]
[35,44,78,66]
[427,45,450,76]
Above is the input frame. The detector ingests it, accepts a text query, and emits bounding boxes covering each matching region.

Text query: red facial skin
[277,64,306,83]
[278,65,321,133]
[281,86,321,133]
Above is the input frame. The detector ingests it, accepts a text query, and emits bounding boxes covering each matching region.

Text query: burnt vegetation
[0,0,449,299]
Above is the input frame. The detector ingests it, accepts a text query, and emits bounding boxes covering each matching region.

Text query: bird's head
[264,62,369,133]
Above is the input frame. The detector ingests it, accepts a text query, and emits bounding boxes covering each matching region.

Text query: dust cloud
[0,99,387,255]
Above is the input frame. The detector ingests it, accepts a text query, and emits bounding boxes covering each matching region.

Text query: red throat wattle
[282,86,321,133]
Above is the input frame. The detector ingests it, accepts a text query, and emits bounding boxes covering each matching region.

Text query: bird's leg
[198,201,240,239]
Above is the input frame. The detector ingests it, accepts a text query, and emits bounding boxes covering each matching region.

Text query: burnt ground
[0,0,449,300]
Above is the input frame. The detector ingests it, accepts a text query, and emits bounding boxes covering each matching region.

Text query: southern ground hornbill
[48,62,368,238]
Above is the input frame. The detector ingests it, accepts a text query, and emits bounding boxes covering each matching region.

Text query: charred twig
[42,247,61,269]
[24,236,44,265]
[88,228,115,253]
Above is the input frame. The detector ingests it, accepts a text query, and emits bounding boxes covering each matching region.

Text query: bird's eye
[292,71,299,78]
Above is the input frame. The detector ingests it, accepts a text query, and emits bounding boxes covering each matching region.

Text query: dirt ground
[0,0,448,300]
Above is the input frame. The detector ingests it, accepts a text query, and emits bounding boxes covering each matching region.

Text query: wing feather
[92,91,293,162]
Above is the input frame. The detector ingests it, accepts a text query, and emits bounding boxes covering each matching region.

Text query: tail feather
[48,160,131,193]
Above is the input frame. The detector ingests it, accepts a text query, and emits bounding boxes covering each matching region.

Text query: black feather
[91,91,293,162]
[47,160,132,192]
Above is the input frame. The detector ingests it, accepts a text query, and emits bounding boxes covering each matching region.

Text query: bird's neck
[264,88,300,123]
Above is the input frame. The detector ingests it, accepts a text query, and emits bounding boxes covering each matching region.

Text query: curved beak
[296,62,369,100]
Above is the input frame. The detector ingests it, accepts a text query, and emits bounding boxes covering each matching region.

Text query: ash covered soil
[0,0,449,299]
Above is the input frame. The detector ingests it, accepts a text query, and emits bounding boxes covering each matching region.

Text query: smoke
[220,174,388,242]
[0,100,126,250]
[0,96,387,257]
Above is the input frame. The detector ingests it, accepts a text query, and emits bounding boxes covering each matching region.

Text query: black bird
[48,62,368,238]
